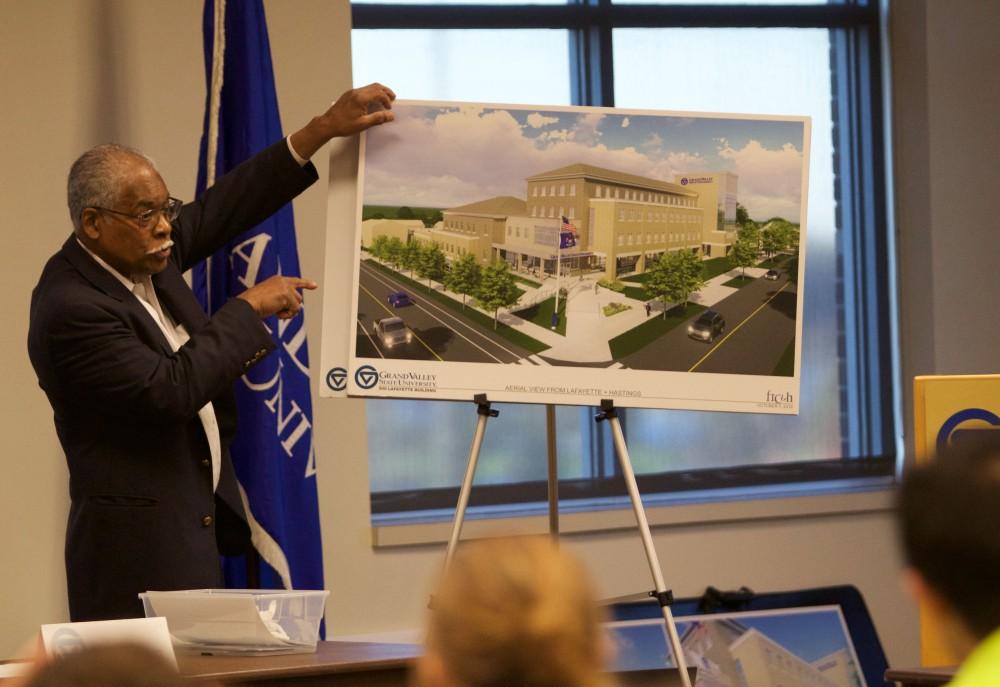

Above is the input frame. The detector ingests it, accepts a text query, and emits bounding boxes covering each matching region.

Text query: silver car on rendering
[373,316,412,349]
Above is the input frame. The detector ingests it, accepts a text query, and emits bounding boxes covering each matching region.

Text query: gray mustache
[145,240,175,255]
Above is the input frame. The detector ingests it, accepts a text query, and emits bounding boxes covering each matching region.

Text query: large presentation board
[321,101,810,413]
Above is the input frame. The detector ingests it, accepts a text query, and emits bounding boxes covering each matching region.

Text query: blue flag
[192,0,324,595]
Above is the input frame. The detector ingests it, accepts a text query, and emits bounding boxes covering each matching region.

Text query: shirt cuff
[286,136,309,166]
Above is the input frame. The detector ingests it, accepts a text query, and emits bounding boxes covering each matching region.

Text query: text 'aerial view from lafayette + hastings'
[348,101,809,412]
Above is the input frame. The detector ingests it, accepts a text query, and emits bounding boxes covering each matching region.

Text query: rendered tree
[645,250,706,318]
[644,252,681,319]
[761,218,797,259]
[417,242,448,288]
[772,220,798,254]
[761,226,783,259]
[385,236,405,269]
[729,234,758,279]
[396,205,416,220]
[401,240,421,278]
[368,234,389,260]
[784,224,800,253]
[476,261,521,329]
[737,221,761,260]
[735,203,751,228]
[444,253,482,309]
[425,210,444,228]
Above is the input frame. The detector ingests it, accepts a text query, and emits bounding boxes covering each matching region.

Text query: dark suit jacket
[28,141,318,621]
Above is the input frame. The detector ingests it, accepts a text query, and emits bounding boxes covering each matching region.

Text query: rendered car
[373,317,412,348]
[764,269,780,281]
[387,290,413,307]
[687,310,725,343]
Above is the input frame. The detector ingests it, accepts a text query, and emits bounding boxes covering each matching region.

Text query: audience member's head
[898,436,1000,655]
[418,536,610,687]
[24,642,185,687]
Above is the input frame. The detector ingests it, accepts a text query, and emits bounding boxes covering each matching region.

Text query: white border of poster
[318,136,361,398]
[336,100,810,413]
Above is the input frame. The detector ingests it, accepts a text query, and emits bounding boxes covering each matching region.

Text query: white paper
[40,617,176,667]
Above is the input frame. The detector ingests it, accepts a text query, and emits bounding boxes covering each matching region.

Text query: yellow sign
[913,374,1000,665]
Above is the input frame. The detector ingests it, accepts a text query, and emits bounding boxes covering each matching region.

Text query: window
[352,0,896,524]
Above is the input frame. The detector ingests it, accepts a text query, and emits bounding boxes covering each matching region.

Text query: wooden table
[177,641,420,687]
[884,665,956,687]
[176,643,695,687]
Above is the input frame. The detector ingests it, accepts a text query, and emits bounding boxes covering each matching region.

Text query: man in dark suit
[27,83,395,621]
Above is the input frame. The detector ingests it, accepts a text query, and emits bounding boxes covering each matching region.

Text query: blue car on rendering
[388,291,413,308]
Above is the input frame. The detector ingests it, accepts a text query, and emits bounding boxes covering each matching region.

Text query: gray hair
[67,144,156,233]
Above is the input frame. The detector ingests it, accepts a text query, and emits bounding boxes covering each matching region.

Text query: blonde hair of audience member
[418,536,611,687]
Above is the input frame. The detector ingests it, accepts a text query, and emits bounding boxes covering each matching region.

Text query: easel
[443,395,693,687]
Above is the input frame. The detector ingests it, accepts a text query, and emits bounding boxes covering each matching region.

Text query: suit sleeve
[44,295,275,423]
[172,140,319,272]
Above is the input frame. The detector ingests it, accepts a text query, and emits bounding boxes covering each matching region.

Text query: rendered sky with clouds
[363,103,807,222]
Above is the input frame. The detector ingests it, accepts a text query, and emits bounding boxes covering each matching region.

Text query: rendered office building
[678,620,859,687]
[727,629,853,687]
[364,164,739,280]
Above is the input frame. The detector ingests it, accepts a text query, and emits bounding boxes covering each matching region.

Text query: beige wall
[0,0,209,657]
[8,0,1000,673]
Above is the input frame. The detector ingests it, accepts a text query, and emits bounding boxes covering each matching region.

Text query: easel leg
[597,400,693,687]
[444,395,498,570]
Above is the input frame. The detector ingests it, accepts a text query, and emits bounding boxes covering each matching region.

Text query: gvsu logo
[325,367,347,391]
[935,408,1000,454]
[355,365,380,390]
[680,177,689,185]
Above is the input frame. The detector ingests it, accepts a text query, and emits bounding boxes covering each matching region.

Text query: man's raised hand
[289,83,396,160]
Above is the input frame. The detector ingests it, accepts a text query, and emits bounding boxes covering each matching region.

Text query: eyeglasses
[90,197,182,230]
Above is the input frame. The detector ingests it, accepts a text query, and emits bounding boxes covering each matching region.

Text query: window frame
[351,0,901,523]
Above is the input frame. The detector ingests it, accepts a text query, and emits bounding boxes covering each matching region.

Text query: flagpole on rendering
[553,218,561,330]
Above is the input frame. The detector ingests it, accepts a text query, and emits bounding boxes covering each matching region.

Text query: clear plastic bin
[139,589,329,655]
